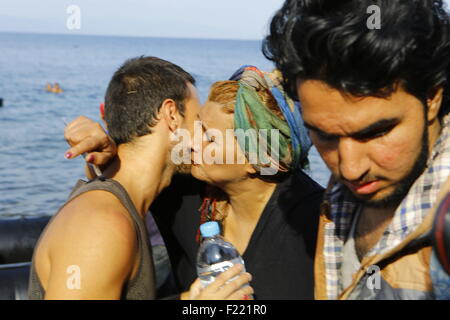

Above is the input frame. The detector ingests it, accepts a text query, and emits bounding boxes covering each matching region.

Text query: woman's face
[190,100,254,187]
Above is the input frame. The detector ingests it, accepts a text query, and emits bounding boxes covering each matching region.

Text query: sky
[0,0,285,40]
[1,0,449,40]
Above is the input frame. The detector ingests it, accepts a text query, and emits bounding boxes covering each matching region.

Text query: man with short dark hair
[264,0,450,299]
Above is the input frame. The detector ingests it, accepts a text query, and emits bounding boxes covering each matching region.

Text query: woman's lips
[347,180,381,195]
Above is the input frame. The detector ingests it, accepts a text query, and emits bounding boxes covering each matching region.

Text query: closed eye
[201,124,215,143]
[205,132,215,143]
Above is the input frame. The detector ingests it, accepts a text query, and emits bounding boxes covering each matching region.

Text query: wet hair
[104,56,195,145]
[263,0,450,119]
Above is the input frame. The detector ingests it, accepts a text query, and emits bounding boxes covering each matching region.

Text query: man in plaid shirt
[264,0,450,299]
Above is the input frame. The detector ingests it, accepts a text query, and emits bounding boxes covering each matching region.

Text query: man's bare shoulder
[35,190,138,299]
[45,190,136,247]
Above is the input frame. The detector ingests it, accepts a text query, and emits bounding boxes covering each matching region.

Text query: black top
[151,171,324,300]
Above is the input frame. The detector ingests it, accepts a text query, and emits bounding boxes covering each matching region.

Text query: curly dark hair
[263,0,450,119]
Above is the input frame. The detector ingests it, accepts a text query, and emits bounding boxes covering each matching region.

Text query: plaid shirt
[322,114,450,299]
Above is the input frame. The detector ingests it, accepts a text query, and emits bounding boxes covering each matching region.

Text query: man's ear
[160,99,182,132]
[427,87,444,123]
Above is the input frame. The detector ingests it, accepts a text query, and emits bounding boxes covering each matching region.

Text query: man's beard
[358,126,430,209]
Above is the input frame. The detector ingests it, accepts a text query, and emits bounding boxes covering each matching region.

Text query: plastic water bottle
[196,221,246,288]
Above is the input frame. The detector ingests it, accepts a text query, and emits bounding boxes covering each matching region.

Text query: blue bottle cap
[200,221,220,238]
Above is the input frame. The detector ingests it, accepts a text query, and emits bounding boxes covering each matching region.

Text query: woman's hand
[64,116,117,166]
[181,264,254,300]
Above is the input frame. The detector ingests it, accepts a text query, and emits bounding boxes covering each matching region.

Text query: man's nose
[338,137,370,182]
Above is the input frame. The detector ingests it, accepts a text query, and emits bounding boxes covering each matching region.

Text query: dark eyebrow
[351,118,400,140]
[304,118,400,139]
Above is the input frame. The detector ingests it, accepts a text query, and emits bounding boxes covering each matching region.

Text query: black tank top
[28,177,156,300]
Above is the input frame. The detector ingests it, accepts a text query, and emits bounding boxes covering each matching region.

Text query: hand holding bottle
[181,264,254,300]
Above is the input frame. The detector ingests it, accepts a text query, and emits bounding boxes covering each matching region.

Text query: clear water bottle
[196,221,246,288]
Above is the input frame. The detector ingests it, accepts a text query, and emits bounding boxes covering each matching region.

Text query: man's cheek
[371,138,418,173]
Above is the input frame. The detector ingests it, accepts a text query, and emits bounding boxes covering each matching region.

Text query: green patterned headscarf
[230,65,312,176]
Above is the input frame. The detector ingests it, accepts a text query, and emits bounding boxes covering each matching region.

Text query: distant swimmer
[45,82,63,94]
[53,83,63,93]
